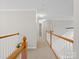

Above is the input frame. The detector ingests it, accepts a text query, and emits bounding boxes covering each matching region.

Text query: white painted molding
[28,47,37,49]
[0,9,36,11]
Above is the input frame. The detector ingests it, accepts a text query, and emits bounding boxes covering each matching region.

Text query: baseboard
[28,46,37,49]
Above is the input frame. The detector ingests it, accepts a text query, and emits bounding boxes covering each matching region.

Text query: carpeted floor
[28,39,57,59]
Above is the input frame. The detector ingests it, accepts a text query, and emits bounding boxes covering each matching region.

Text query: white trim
[28,47,37,49]
[0,9,36,11]
[36,9,38,23]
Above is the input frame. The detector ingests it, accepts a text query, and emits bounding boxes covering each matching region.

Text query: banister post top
[23,36,27,41]
[16,32,19,35]
[22,36,27,48]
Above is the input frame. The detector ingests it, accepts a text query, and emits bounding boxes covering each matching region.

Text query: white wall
[42,20,74,41]
[45,0,73,18]
[0,0,73,19]
[43,20,73,34]
[52,20,74,35]
[74,0,79,58]
[0,10,38,49]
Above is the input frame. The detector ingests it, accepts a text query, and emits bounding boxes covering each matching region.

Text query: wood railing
[46,31,60,59]
[0,32,19,39]
[46,39,60,59]
[52,33,74,43]
[7,36,28,59]
[46,31,74,59]
[47,31,74,43]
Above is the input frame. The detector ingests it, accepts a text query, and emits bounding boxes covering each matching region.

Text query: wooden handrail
[46,40,60,59]
[0,32,19,39]
[7,36,27,59]
[46,31,74,43]
[7,47,24,59]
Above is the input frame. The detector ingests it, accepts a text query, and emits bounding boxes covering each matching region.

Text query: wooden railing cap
[46,31,74,43]
[0,32,19,39]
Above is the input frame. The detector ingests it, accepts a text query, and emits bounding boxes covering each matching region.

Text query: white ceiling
[0,0,73,20]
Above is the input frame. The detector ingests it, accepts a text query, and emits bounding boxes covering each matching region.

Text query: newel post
[21,36,28,59]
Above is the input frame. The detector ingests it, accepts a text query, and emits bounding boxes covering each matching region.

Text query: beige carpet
[28,39,57,59]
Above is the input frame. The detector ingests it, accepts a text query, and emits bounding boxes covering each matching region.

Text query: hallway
[28,39,57,59]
